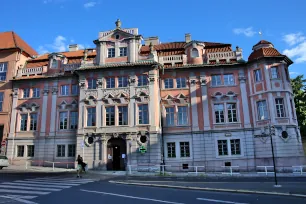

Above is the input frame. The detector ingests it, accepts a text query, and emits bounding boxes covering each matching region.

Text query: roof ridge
[11,31,18,48]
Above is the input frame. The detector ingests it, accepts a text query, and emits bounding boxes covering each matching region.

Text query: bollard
[52,162,54,171]
[128,165,132,175]
[25,161,28,169]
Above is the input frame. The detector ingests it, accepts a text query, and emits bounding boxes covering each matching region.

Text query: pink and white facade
[5,20,305,171]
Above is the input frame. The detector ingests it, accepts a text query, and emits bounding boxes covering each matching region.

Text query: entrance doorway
[107,138,126,171]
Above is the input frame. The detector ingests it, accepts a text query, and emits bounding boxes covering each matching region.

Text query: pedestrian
[76,155,83,178]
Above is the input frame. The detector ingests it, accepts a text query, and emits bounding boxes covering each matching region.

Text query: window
[0,62,7,81]
[211,75,222,86]
[214,104,225,123]
[224,74,235,85]
[106,78,115,88]
[119,47,127,57]
[61,85,69,96]
[0,92,3,112]
[254,69,262,82]
[218,140,228,156]
[106,106,115,126]
[33,88,40,98]
[30,113,37,131]
[51,59,58,68]
[275,98,285,117]
[138,104,149,124]
[71,85,78,95]
[59,112,68,129]
[227,103,238,122]
[271,67,278,79]
[191,48,199,58]
[17,145,24,157]
[57,145,65,157]
[290,99,295,118]
[108,48,115,58]
[27,145,34,157]
[164,78,173,89]
[23,88,30,98]
[87,107,96,126]
[167,142,176,158]
[70,111,78,129]
[176,78,186,88]
[20,114,28,131]
[230,139,241,155]
[177,106,188,125]
[88,79,97,89]
[68,144,76,157]
[180,142,190,157]
[118,106,128,125]
[166,107,175,126]
[118,77,128,87]
[138,75,147,86]
[257,100,268,120]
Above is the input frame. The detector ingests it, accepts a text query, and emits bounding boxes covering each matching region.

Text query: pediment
[99,29,135,41]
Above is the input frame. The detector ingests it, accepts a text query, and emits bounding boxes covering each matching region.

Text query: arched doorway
[107,138,126,171]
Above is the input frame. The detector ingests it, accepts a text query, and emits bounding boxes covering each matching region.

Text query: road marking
[2,182,71,189]
[197,198,249,204]
[0,189,50,195]
[3,195,38,199]
[0,184,61,191]
[14,180,80,186]
[0,195,38,204]
[26,178,94,184]
[80,189,185,204]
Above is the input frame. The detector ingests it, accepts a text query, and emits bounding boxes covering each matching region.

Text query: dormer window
[119,47,127,57]
[51,59,58,68]
[191,48,199,58]
[115,34,120,39]
[108,48,115,58]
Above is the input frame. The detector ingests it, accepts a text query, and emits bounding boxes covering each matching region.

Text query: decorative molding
[189,78,197,86]
[200,77,207,86]
[85,90,98,99]
[97,79,103,88]
[149,76,155,83]
[43,89,49,96]
[129,76,136,85]
[13,88,19,98]
[79,79,86,89]
[51,87,58,94]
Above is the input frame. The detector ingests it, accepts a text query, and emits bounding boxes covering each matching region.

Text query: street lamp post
[268,125,280,187]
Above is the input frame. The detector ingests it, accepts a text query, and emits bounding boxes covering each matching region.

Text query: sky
[1,0,305,78]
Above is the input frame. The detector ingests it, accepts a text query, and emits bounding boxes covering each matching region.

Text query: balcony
[62,63,81,72]
[207,51,237,64]
[159,55,185,66]
[17,67,45,77]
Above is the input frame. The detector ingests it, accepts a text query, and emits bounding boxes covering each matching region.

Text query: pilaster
[189,73,199,131]
[78,78,86,130]
[129,73,136,127]
[9,88,19,138]
[149,71,156,130]
[200,72,210,130]
[129,39,136,63]
[40,85,49,136]
[238,70,251,128]
[285,92,294,124]
[49,85,58,135]
[99,42,106,65]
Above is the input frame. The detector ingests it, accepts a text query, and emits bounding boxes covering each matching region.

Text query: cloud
[84,1,97,8]
[37,46,49,54]
[37,35,67,54]
[233,27,256,37]
[289,71,300,76]
[283,32,306,46]
[283,33,306,64]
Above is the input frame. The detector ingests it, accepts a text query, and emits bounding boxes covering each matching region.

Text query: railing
[62,63,81,72]
[17,67,43,76]
[221,166,240,176]
[99,28,138,38]
[159,55,184,66]
[257,166,275,175]
[207,51,237,63]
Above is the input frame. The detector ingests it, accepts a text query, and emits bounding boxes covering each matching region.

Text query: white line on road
[80,189,185,204]
[1,182,71,189]
[25,178,93,184]
[14,180,80,186]
[0,195,38,204]
[0,189,50,195]
[0,184,61,191]
[3,195,38,199]
[197,198,249,204]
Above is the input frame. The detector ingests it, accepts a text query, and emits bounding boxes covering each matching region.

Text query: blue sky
[1,0,305,78]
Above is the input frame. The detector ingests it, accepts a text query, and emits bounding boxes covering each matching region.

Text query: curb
[109,180,306,198]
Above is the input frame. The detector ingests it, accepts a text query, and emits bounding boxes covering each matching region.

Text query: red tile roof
[248,47,282,61]
[0,31,37,56]
[253,40,273,47]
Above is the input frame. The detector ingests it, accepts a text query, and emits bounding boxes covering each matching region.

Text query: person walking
[76,155,83,178]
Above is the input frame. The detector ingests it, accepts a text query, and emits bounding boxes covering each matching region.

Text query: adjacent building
[3,20,305,171]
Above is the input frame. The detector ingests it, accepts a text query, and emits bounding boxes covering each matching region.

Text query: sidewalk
[1,164,76,173]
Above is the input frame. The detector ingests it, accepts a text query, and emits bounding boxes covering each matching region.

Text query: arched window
[191,48,199,58]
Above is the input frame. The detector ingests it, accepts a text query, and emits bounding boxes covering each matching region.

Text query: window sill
[0,81,7,83]
[0,111,9,115]
[84,126,96,129]
[210,84,236,88]
[58,129,77,132]
[136,124,150,127]
[271,78,281,80]
[216,154,243,158]
[256,119,270,122]
[162,88,189,90]
[213,122,241,125]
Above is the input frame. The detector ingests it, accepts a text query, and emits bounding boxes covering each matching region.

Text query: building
[0,31,37,155]
[5,20,305,171]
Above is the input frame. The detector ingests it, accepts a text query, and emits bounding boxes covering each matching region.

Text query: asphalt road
[0,172,305,204]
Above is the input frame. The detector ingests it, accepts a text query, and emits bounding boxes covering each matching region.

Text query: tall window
[254,69,262,82]
[0,92,3,112]
[51,59,58,68]
[290,99,295,118]
[218,140,228,156]
[177,106,188,125]
[166,107,175,126]
[71,85,78,95]
[138,104,149,124]
[108,48,115,58]
[57,145,65,157]
[27,145,34,157]
[118,77,128,87]
[119,47,127,57]
[33,88,40,98]
[106,106,115,126]
[271,67,279,79]
[138,75,148,86]
[224,74,235,85]
[230,139,241,155]
[211,75,222,86]
[167,143,176,158]
[20,114,28,131]
[275,98,285,117]
[17,145,24,157]
[176,78,186,88]
[68,144,76,157]
[0,62,7,81]
[118,106,128,125]
[106,78,115,88]
[164,78,173,89]
[180,142,190,157]
[30,113,37,131]
[227,103,238,122]
[23,88,30,98]
[61,85,69,96]
[87,107,96,126]
[191,48,199,58]
[70,111,78,129]
[214,104,225,123]
[257,100,268,120]
[88,79,97,89]
[59,112,68,129]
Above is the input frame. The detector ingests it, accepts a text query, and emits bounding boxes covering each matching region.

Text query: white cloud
[37,35,67,54]
[37,46,49,54]
[84,1,97,8]
[233,27,256,37]
[289,71,300,76]
[283,32,306,46]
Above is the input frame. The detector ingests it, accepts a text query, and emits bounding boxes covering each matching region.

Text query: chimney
[69,44,79,52]
[185,33,191,43]
[144,37,159,46]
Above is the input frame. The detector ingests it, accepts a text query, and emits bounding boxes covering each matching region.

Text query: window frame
[165,107,175,126]
[23,88,30,98]
[275,98,286,118]
[180,142,190,158]
[176,78,187,88]
[271,67,279,79]
[105,106,115,126]
[32,88,40,98]
[211,75,222,86]
[0,62,8,81]
[27,145,35,157]
[106,77,115,88]
[254,69,262,82]
[214,104,225,123]
[20,114,28,131]
[59,111,68,130]
[177,106,188,126]
[0,92,3,112]
[87,107,96,127]
[137,75,148,86]
[29,113,38,131]
[164,78,174,89]
[68,144,76,157]
[17,145,25,157]
[69,111,78,129]
[57,145,65,157]
[167,142,176,158]
[108,48,115,58]
[257,100,269,120]
[118,76,128,88]
[223,74,235,86]
[138,104,149,125]
[118,106,128,126]
[87,78,97,89]
[61,85,69,96]
[119,47,127,57]
[71,84,78,95]
[227,103,238,123]
[217,138,242,157]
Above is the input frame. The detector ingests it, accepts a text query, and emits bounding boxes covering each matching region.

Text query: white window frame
[29,113,38,131]
[211,75,222,86]
[61,85,69,96]
[0,62,8,81]
[191,48,199,58]
[119,47,127,57]
[180,142,190,158]
[271,67,279,79]
[167,142,176,158]
[20,114,28,131]
[177,106,188,126]
[108,48,115,58]
[59,111,68,130]
[164,78,174,89]
[227,103,238,123]
[57,145,65,157]
[216,138,243,158]
[214,104,225,123]
[33,88,40,98]
[118,76,128,87]
[51,59,58,69]
[86,107,96,127]
[224,74,235,85]
[165,107,175,126]
[118,106,128,126]
[106,77,115,88]
[23,88,30,98]
[27,145,35,157]
[69,111,78,129]
[105,106,115,126]
[137,75,148,86]
[176,78,187,88]
[138,104,149,125]
[87,78,97,89]
[257,100,269,120]
[275,98,286,118]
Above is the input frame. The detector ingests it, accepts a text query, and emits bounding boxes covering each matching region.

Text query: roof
[248,47,283,61]
[253,40,273,49]
[0,31,37,56]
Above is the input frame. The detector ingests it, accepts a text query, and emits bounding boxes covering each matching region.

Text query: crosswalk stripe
[1,182,71,189]
[0,184,61,192]
[27,178,94,182]
[3,195,38,199]
[0,189,50,195]
[14,180,80,186]
[26,178,94,184]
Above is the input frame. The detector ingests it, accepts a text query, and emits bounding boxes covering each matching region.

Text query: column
[9,88,19,138]
[129,74,136,127]
[238,70,251,128]
[189,73,199,131]
[285,92,293,124]
[40,87,49,136]
[96,76,103,127]
[99,42,106,65]
[129,39,136,63]
[78,79,86,129]
[200,73,210,130]
[149,71,157,129]
[49,85,58,135]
